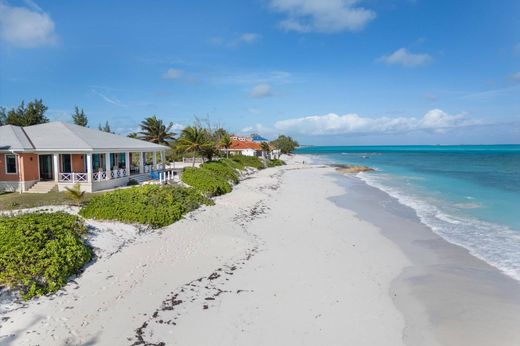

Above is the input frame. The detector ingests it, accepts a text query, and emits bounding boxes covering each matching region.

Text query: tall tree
[138,115,176,144]
[0,107,6,126]
[72,106,88,127]
[98,121,112,133]
[176,126,212,166]
[260,142,271,158]
[270,135,299,154]
[5,99,49,126]
[220,133,233,158]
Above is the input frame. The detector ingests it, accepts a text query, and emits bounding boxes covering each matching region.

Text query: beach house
[0,122,169,193]
[227,136,281,159]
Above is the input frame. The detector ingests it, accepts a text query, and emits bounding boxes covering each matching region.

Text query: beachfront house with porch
[227,136,281,159]
[0,122,170,193]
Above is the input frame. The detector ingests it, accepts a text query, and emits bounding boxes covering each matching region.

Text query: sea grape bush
[79,185,213,228]
[0,212,92,300]
[181,167,232,197]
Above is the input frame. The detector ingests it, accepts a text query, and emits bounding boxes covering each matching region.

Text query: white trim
[4,153,18,175]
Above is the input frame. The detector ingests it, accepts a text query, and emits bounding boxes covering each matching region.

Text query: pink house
[0,122,169,193]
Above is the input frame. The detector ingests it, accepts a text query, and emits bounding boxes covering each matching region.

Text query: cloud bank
[272,109,478,135]
[378,48,432,67]
[269,0,376,33]
[0,1,57,48]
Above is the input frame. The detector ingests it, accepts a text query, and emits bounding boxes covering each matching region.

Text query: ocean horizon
[296,144,520,281]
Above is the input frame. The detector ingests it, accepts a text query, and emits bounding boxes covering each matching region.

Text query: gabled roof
[0,122,169,152]
[0,125,34,151]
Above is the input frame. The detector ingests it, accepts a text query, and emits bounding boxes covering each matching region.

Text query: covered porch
[41,150,169,192]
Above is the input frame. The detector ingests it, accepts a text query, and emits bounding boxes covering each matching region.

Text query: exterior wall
[19,153,39,182]
[0,153,20,182]
[71,154,86,172]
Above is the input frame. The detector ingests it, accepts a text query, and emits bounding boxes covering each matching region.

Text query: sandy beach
[1,155,520,345]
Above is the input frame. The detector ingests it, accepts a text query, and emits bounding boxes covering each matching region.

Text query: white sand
[0,156,411,345]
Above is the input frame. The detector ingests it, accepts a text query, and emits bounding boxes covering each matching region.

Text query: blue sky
[0,0,519,145]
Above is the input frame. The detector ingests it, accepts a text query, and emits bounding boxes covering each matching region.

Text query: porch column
[125,152,130,176]
[160,151,166,170]
[105,152,111,180]
[53,154,59,182]
[86,153,93,183]
[152,151,157,169]
[139,152,144,173]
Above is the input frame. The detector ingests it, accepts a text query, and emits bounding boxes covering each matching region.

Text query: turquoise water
[296,145,520,280]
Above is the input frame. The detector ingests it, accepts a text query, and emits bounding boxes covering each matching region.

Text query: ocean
[296,145,520,281]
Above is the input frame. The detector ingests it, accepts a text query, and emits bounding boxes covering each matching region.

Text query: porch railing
[58,173,88,183]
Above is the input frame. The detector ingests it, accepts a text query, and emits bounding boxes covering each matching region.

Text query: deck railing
[58,172,88,183]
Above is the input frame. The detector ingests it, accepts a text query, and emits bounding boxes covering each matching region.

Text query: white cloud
[162,68,183,80]
[511,72,520,81]
[210,32,260,47]
[250,83,273,98]
[0,1,57,48]
[269,0,376,33]
[378,48,432,67]
[91,89,127,107]
[273,109,478,135]
[239,33,259,43]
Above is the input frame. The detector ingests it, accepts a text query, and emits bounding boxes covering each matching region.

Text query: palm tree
[138,115,176,144]
[261,142,271,159]
[176,126,211,166]
[127,132,138,138]
[220,133,233,158]
[64,183,86,206]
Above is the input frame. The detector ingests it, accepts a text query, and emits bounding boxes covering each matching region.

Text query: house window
[5,154,17,174]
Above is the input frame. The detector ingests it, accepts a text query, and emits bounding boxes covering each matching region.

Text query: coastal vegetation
[267,159,286,167]
[0,212,92,300]
[270,135,299,154]
[181,167,233,196]
[79,185,212,228]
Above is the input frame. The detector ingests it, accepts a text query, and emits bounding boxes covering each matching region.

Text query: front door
[39,155,53,181]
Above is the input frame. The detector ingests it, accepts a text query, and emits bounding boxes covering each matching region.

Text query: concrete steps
[27,181,57,194]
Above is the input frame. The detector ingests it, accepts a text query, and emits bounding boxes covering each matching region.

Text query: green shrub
[201,161,240,184]
[80,185,212,228]
[181,167,232,196]
[230,155,265,170]
[0,212,92,300]
[127,179,139,186]
[220,158,245,171]
[267,159,286,167]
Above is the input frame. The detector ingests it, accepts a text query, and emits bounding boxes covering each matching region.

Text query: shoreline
[331,173,520,345]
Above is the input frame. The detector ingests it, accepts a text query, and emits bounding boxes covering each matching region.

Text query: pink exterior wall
[71,154,86,173]
[20,153,39,182]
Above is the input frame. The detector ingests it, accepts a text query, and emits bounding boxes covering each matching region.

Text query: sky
[0,0,519,145]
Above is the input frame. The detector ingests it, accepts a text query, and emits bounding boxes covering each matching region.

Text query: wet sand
[332,174,520,346]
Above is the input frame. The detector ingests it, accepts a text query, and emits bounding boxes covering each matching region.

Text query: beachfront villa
[0,122,169,193]
[228,136,281,159]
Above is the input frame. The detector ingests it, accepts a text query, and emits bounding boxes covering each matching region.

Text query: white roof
[0,122,169,152]
[0,125,34,151]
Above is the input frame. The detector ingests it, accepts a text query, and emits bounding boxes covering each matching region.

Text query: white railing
[93,171,106,182]
[110,168,127,179]
[158,170,179,184]
[59,173,88,183]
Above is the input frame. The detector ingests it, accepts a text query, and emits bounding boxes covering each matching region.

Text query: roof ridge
[19,127,36,150]
[60,122,94,149]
